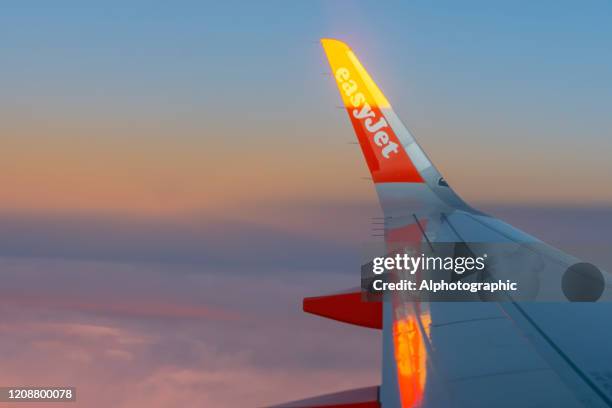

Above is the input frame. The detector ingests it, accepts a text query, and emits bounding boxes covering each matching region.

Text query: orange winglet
[303,291,382,330]
[321,38,424,184]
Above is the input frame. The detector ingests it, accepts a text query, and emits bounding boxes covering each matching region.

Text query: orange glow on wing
[393,312,431,408]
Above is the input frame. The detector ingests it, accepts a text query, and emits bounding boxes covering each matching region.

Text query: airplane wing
[272,39,612,408]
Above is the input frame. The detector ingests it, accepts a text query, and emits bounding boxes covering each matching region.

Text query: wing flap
[303,291,382,330]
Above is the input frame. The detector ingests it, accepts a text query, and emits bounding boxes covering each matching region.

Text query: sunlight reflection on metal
[393,309,431,408]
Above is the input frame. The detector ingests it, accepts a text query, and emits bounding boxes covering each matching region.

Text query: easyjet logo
[335,67,399,158]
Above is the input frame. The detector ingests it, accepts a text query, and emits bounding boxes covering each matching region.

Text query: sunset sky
[1,1,611,407]
[2,1,612,219]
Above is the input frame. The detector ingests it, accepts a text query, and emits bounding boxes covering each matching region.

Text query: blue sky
[2,1,611,212]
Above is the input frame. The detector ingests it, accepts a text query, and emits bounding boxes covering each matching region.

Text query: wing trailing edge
[269,385,380,408]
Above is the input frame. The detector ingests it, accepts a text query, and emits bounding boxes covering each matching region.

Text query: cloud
[0,205,609,406]
[0,256,380,407]
[0,209,366,272]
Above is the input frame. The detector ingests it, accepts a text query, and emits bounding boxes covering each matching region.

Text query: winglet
[321,38,424,184]
[321,39,391,109]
